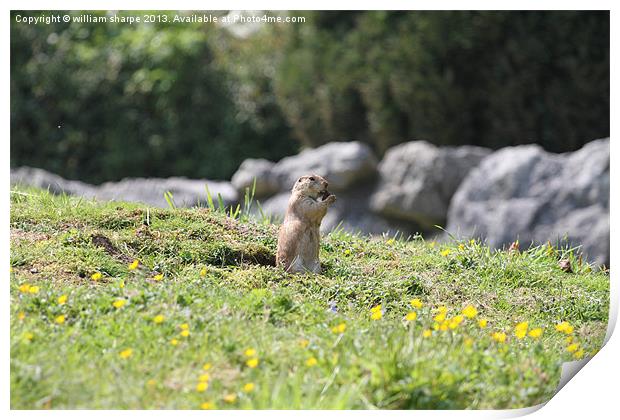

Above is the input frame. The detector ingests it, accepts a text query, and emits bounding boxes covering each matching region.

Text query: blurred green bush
[11,11,609,183]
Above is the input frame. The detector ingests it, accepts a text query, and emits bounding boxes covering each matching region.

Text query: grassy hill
[10,188,609,409]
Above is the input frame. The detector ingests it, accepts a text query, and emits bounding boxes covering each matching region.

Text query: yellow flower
[23,332,34,342]
[153,315,165,324]
[440,249,451,257]
[405,311,417,321]
[246,358,259,368]
[565,336,574,345]
[566,343,580,353]
[113,299,126,309]
[573,349,585,359]
[18,283,31,293]
[180,330,190,338]
[119,348,133,359]
[306,357,318,367]
[515,321,529,339]
[423,329,432,338]
[299,339,310,348]
[244,348,256,357]
[458,244,465,251]
[153,274,164,281]
[180,323,189,330]
[478,319,488,328]
[170,338,179,346]
[448,315,464,330]
[202,363,212,371]
[199,373,210,382]
[439,321,449,331]
[128,260,139,270]
[28,285,40,294]
[469,239,476,245]
[463,337,474,348]
[331,323,346,334]
[410,298,423,309]
[196,382,208,392]
[119,280,125,289]
[223,393,237,403]
[344,249,351,256]
[243,382,255,393]
[91,272,102,281]
[386,238,395,245]
[492,332,507,343]
[528,328,543,339]
[18,311,26,321]
[200,401,215,410]
[462,305,477,319]
[199,268,207,277]
[371,311,383,321]
[429,241,437,248]
[55,315,65,324]
[146,379,157,387]
[57,295,68,305]
[370,304,382,313]
[433,312,446,323]
[555,321,574,334]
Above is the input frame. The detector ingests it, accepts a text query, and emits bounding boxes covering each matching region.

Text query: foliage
[10,189,609,409]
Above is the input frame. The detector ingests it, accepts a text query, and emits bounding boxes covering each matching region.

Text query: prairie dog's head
[292,174,331,200]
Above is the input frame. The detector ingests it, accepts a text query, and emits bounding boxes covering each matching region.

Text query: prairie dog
[276,174,336,273]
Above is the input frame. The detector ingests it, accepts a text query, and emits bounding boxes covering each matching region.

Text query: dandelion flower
[410,298,423,309]
[91,272,102,281]
[462,305,478,319]
[57,295,68,305]
[448,316,464,330]
[128,260,139,270]
[246,358,259,368]
[18,283,31,293]
[146,379,157,387]
[153,274,164,281]
[200,401,215,410]
[243,383,255,393]
[439,321,449,331]
[244,348,256,357]
[299,339,310,348]
[423,329,432,338]
[458,244,465,251]
[565,336,574,345]
[180,323,189,330]
[370,304,382,313]
[119,280,125,289]
[223,393,237,403]
[55,315,66,324]
[199,268,207,277]
[344,249,351,256]
[119,348,133,359]
[18,311,26,321]
[469,239,476,245]
[170,338,179,346]
[196,382,208,392]
[331,323,346,334]
[433,312,446,323]
[429,241,437,248]
[566,343,580,353]
[199,373,210,382]
[28,285,40,294]
[202,363,212,371]
[386,238,395,245]
[478,319,488,328]
[528,328,543,339]
[440,249,451,257]
[515,321,528,339]
[573,349,585,359]
[463,337,474,348]
[405,312,417,321]
[23,332,34,342]
[153,315,165,324]
[555,321,574,334]
[180,330,190,337]
[113,299,126,309]
[306,357,318,367]
[371,310,383,321]
[492,332,507,343]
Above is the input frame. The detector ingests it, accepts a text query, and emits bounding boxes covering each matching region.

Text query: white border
[3,1,616,420]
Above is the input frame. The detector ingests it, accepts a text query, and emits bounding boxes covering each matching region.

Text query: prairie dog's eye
[297,178,303,183]
[309,177,315,181]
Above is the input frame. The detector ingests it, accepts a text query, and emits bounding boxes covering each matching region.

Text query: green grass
[10,188,609,409]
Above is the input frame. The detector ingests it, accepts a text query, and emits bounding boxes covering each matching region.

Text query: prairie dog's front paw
[325,194,337,205]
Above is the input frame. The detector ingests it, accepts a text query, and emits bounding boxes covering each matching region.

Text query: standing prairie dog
[276,174,336,273]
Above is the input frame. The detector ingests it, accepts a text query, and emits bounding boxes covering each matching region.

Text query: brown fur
[276,174,336,273]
